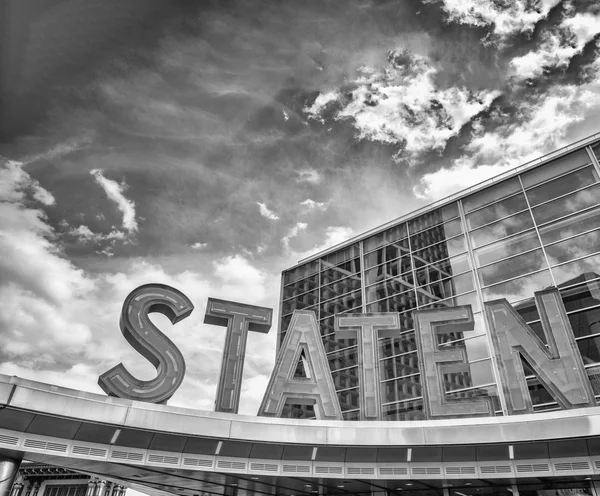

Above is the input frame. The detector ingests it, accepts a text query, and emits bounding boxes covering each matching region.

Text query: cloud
[295,168,322,184]
[69,225,126,243]
[191,242,208,250]
[426,0,562,45]
[510,11,600,80]
[282,109,289,121]
[0,160,55,206]
[300,198,327,211]
[304,90,340,123]
[305,49,500,164]
[256,201,280,220]
[282,222,308,251]
[90,169,138,232]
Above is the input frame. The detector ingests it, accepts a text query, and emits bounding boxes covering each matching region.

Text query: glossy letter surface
[485,288,595,414]
[414,306,494,418]
[204,298,272,413]
[98,283,193,404]
[258,310,343,420]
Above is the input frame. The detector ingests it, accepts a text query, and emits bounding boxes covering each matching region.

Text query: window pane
[532,183,600,226]
[526,165,599,206]
[328,346,358,371]
[470,210,534,248]
[419,290,481,313]
[366,291,418,314]
[408,202,459,234]
[466,193,528,230]
[331,368,359,389]
[364,223,407,253]
[539,207,600,245]
[445,385,502,411]
[416,272,475,302]
[337,386,360,411]
[570,307,600,340]
[410,218,463,250]
[482,270,553,302]
[365,280,415,305]
[521,148,591,188]
[320,274,361,301]
[562,281,600,313]
[552,252,600,287]
[381,375,422,403]
[469,359,496,386]
[382,398,426,420]
[284,260,319,285]
[474,229,540,267]
[379,332,417,358]
[577,336,600,364]
[414,253,471,278]
[364,240,409,269]
[320,290,362,318]
[282,293,318,315]
[435,313,486,343]
[365,257,412,285]
[463,177,521,213]
[283,273,319,299]
[413,235,466,263]
[321,257,361,284]
[478,249,547,287]
[546,229,600,266]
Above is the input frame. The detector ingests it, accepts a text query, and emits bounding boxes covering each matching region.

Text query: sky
[1,0,600,417]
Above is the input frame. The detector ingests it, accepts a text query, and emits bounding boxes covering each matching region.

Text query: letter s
[98,283,193,404]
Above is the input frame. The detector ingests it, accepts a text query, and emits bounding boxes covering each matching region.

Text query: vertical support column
[29,483,39,496]
[0,456,22,496]
[95,481,107,496]
[119,486,127,496]
[85,480,96,496]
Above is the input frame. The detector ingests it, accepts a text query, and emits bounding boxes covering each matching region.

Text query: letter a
[258,310,343,420]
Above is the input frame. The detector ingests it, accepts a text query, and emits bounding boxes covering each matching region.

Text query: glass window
[365,280,415,305]
[532,182,600,226]
[331,368,359,389]
[466,193,528,230]
[526,165,599,207]
[283,260,319,285]
[439,336,490,363]
[414,253,471,279]
[551,252,600,287]
[342,409,360,420]
[381,375,422,403]
[322,329,356,352]
[521,148,591,188]
[320,274,361,301]
[280,401,315,419]
[282,293,318,315]
[478,249,547,287]
[381,398,426,420]
[539,207,600,245]
[320,257,361,284]
[562,281,600,313]
[283,273,319,299]
[408,202,459,234]
[379,331,417,358]
[434,313,487,344]
[482,269,554,302]
[445,384,502,411]
[364,239,409,269]
[419,290,481,313]
[545,229,600,266]
[570,307,600,340]
[328,346,358,371]
[463,177,521,213]
[410,218,463,251]
[469,359,496,386]
[470,210,534,248]
[337,387,360,410]
[320,290,362,318]
[413,235,466,264]
[416,272,475,302]
[366,292,418,316]
[321,244,359,265]
[364,257,413,285]
[518,479,594,496]
[363,223,407,253]
[474,229,541,267]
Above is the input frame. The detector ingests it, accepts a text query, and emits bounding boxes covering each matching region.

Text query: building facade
[279,136,600,422]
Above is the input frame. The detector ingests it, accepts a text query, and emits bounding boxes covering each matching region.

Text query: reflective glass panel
[379,331,417,358]
[331,368,359,389]
[578,336,600,364]
[364,240,409,269]
[365,280,416,305]
[320,290,362,318]
[526,165,599,206]
[408,202,459,233]
[532,182,600,226]
[586,364,600,395]
[419,290,481,313]
[570,307,600,340]
[539,207,600,244]
[481,269,553,302]
[366,294,418,317]
[321,244,359,265]
[283,273,319,299]
[364,257,413,285]
[283,260,319,285]
[328,346,358,371]
[442,364,474,391]
[410,218,463,250]
[466,193,528,230]
[469,359,496,386]
[478,249,547,287]
[562,281,600,313]
[435,313,487,344]
[416,272,475,302]
[363,223,407,253]
[319,274,361,301]
[445,385,501,411]
[381,399,425,420]
[320,257,361,284]
[381,375,422,403]
[280,401,314,419]
[521,148,591,188]
[463,177,521,213]
[413,235,466,263]
[414,253,471,278]
[551,252,600,286]
[380,353,420,380]
[470,210,534,248]
[439,335,490,363]
[517,478,594,496]
[282,298,318,316]
[474,230,541,267]
[545,229,600,266]
[342,410,360,420]
[337,387,360,411]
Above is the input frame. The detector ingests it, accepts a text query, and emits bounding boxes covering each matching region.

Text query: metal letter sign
[258,310,343,420]
[485,288,596,414]
[414,306,494,418]
[204,298,272,413]
[335,313,400,420]
[98,284,193,404]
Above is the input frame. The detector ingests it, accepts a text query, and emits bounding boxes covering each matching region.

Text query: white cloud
[282,222,308,251]
[426,0,562,44]
[300,198,328,210]
[0,160,55,206]
[282,109,289,121]
[69,225,126,243]
[256,201,279,220]
[304,90,340,122]
[295,168,322,184]
[90,169,138,232]
[306,49,500,164]
[191,242,208,249]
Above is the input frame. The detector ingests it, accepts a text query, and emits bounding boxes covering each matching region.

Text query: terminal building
[1,133,600,496]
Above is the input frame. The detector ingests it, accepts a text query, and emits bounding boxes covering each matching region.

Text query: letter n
[257,310,343,420]
[485,288,595,414]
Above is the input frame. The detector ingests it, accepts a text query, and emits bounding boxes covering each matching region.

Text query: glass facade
[279,141,600,420]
